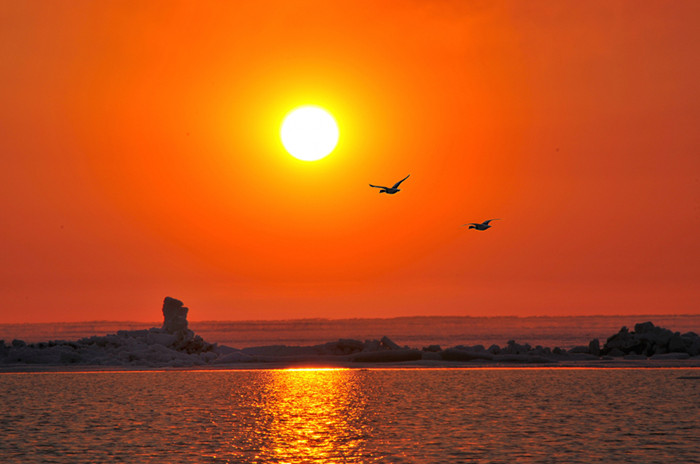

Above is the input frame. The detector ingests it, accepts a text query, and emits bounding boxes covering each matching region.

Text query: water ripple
[0,369,698,463]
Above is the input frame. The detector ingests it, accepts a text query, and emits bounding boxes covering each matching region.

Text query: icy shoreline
[2,297,699,371]
[6,314,699,349]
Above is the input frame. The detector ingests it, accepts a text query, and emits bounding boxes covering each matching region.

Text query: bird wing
[482,218,500,225]
[462,223,478,226]
[392,174,410,189]
[369,184,388,189]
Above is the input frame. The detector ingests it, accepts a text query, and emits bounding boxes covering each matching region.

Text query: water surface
[1,369,698,463]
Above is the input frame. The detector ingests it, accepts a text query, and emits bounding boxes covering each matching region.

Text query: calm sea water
[1,369,699,463]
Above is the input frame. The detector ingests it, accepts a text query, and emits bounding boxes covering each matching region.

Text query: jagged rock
[487,344,501,354]
[681,335,694,349]
[0,297,218,366]
[162,297,189,334]
[634,322,673,347]
[605,327,632,349]
[3,306,699,367]
[634,321,655,333]
[175,334,215,354]
[602,322,700,357]
[607,348,625,357]
[689,338,700,356]
[503,340,531,355]
[532,346,552,355]
[668,333,686,353]
[604,327,645,355]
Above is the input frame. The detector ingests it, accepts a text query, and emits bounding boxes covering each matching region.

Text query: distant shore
[3,300,699,372]
[3,314,700,349]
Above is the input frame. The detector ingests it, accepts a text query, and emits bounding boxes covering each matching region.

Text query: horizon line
[3,313,700,326]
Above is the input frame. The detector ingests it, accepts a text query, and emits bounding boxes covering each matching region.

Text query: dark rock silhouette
[162,297,189,333]
[1,301,698,367]
[602,321,700,357]
[0,296,215,366]
[160,297,215,354]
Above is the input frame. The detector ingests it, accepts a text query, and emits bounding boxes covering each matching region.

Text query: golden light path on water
[2,368,700,463]
[253,368,372,463]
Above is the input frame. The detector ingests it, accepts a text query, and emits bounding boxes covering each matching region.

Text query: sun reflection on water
[252,368,372,463]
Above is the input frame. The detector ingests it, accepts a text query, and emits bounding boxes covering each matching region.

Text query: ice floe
[1,298,699,369]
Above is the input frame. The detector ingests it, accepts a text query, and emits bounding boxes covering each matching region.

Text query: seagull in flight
[369,175,410,194]
[463,219,500,230]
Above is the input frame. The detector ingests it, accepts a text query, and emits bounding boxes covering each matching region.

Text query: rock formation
[162,297,189,333]
[1,303,699,367]
[0,296,216,367]
[602,321,700,357]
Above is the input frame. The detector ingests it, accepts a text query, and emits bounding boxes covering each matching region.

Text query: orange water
[1,368,699,463]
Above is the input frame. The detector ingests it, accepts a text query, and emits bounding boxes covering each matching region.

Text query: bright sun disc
[281,106,339,161]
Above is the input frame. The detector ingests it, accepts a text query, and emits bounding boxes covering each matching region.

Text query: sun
[280,106,339,161]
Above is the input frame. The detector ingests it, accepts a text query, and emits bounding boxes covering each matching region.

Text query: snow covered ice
[1,298,699,369]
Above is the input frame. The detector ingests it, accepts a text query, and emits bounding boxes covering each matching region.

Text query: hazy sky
[2,1,699,322]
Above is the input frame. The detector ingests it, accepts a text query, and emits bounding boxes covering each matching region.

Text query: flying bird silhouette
[369,174,410,194]
[462,219,500,230]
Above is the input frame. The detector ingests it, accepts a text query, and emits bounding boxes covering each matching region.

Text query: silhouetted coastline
[2,297,699,371]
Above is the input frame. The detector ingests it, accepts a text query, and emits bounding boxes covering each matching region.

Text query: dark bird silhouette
[369,174,410,194]
[462,219,500,230]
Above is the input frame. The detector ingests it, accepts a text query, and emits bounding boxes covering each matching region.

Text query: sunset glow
[2,4,699,464]
[1,2,699,322]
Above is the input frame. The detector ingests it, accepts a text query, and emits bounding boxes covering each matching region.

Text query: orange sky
[1,1,699,323]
